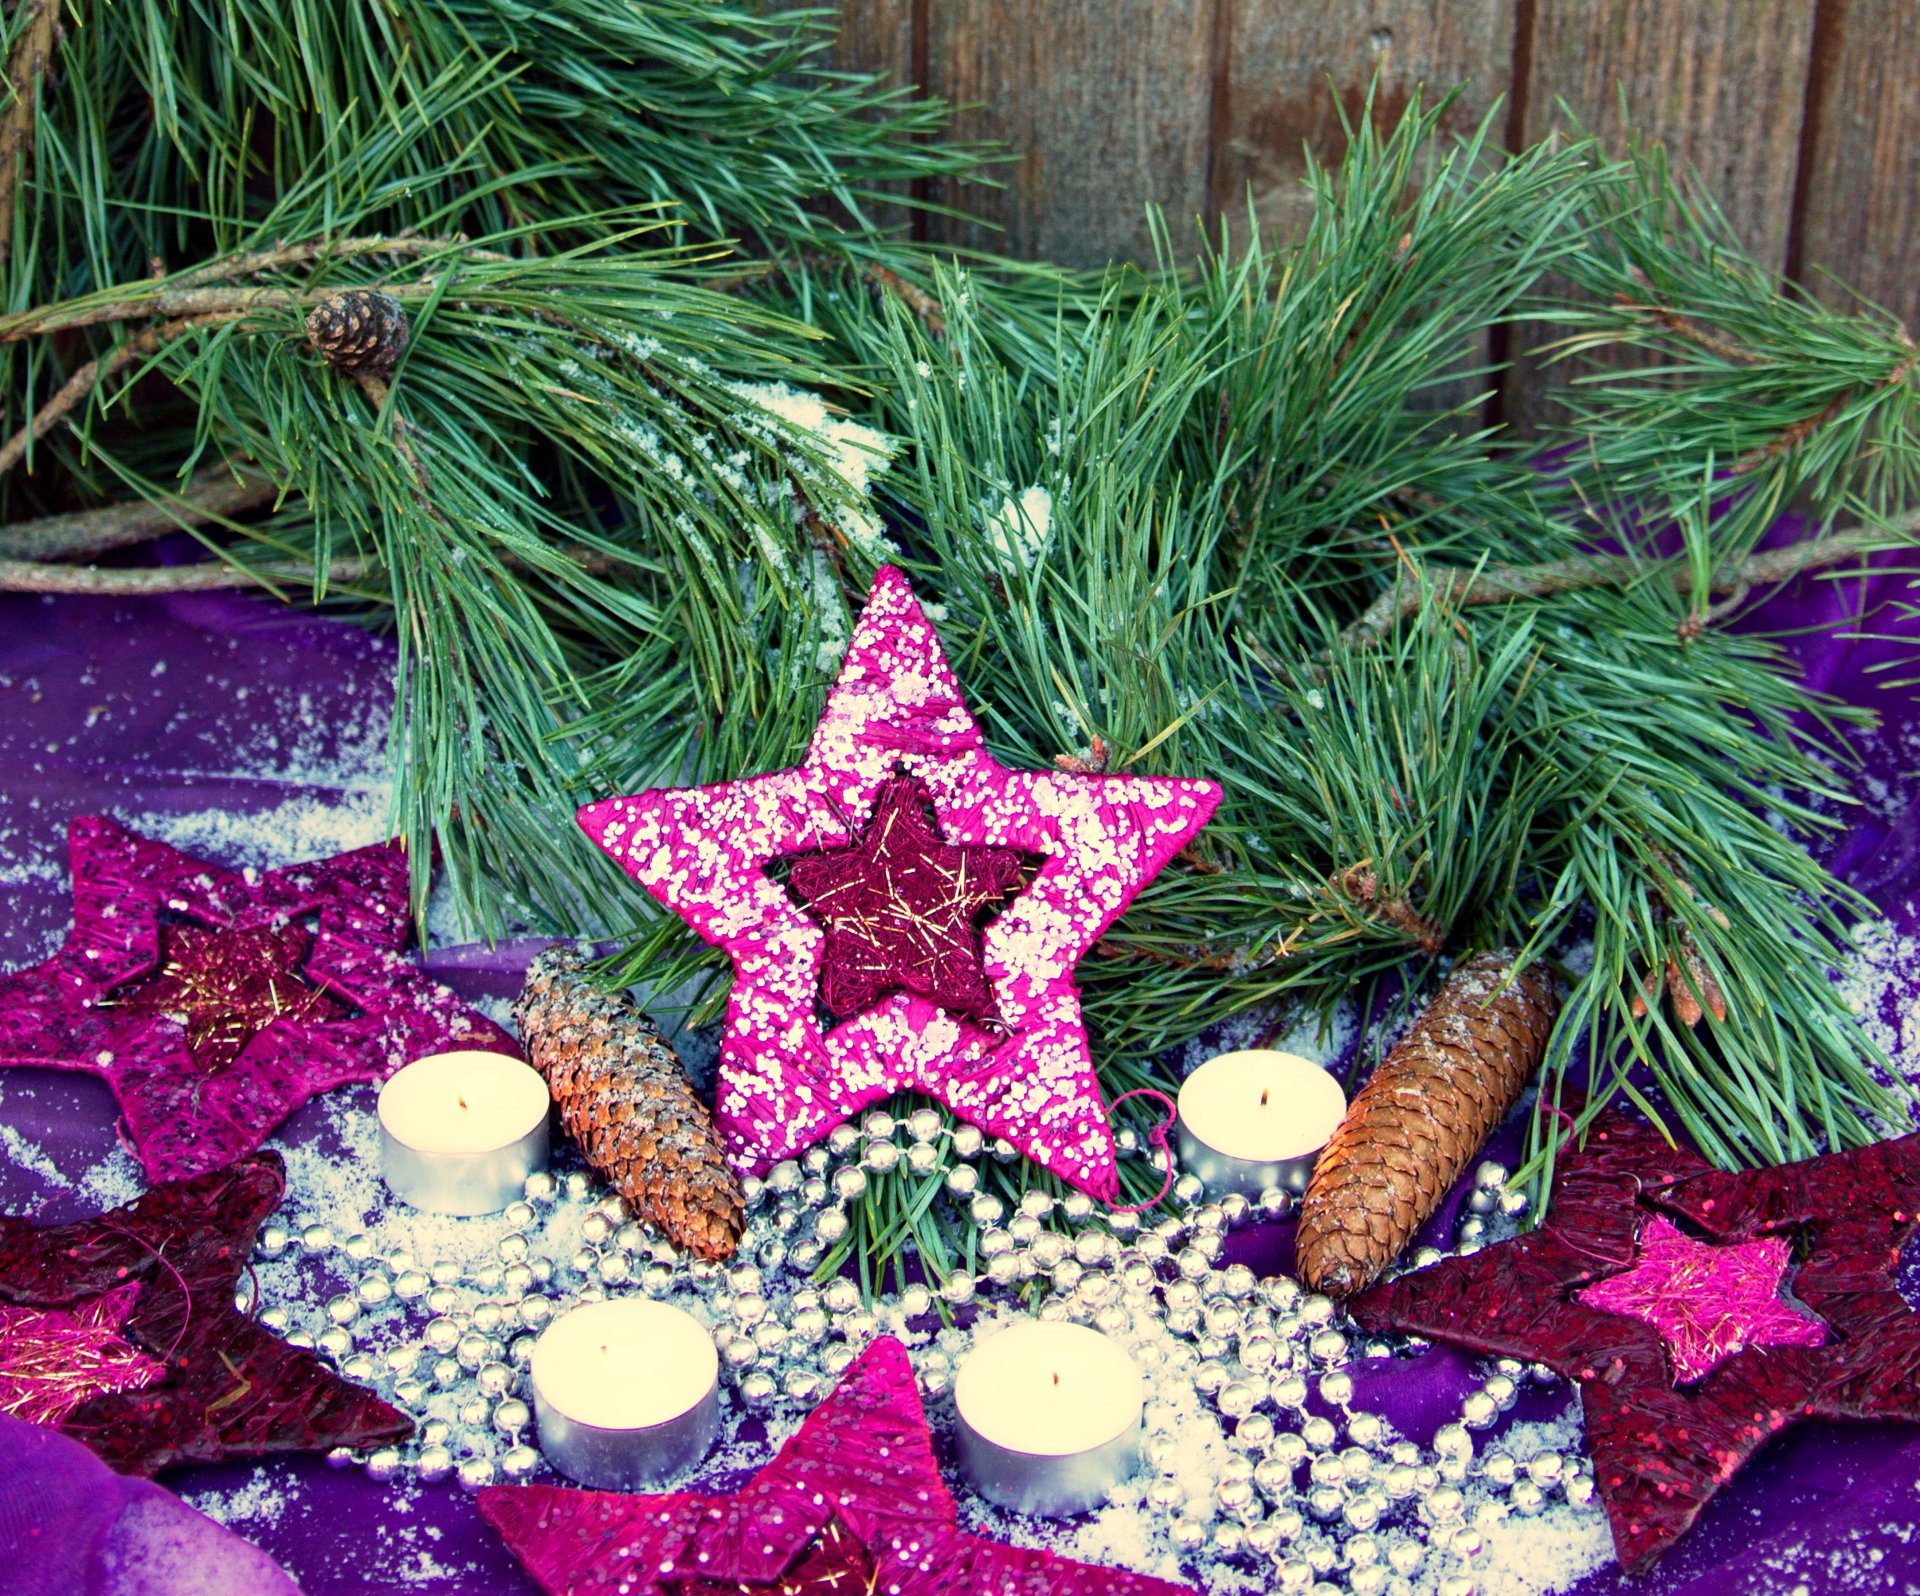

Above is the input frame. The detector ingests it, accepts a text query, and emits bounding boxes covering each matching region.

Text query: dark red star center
[111,921,343,1073]
[782,775,1025,1023]
[676,1516,878,1595]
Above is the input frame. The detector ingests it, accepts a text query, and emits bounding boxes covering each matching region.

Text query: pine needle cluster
[5,2,1917,1279]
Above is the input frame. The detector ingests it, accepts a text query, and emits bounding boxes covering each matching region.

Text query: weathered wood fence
[832,1,1918,421]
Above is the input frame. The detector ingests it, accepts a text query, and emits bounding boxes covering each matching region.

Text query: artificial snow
[983,484,1053,570]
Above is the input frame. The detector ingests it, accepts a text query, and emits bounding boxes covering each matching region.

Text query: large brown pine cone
[1295,951,1558,1297]
[514,947,745,1262]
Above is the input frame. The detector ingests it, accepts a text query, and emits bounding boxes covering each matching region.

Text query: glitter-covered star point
[579,567,1222,1198]
[0,1284,166,1427]
[0,816,514,1181]
[479,1336,1195,1596]
[0,1154,411,1475]
[1350,1112,1920,1573]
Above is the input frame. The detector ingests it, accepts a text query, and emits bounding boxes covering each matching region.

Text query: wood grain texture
[1212,1,1516,247]
[918,0,1220,267]
[1793,0,1920,331]
[824,0,921,235]
[1507,0,1819,426]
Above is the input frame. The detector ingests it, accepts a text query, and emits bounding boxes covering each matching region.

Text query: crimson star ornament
[479,1336,1195,1596]
[784,773,1026,1023]
[578,567,1221,1198]
[0,1153,412,1475]
[1349,1111,1920,1573]
[0,815,514,1181]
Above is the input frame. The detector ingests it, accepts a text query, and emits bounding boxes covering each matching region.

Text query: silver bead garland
[249,1105,1598,1596]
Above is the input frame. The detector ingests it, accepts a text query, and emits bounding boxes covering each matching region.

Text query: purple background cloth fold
[1,539,1918,1593]
[0,1415,301,1595]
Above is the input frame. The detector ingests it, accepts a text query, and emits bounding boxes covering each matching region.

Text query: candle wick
[458,1094,468,1110]
[1260,1088,1269,1107]
[1052,1371,1059,1387]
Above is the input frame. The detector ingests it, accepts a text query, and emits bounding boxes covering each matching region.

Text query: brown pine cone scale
[305,289,410,378]
[1296,951,1557,1298]
[515,947,745,1261]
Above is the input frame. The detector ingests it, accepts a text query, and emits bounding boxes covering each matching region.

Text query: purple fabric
[0,542,1917,1593]
[0,1414,301,1595]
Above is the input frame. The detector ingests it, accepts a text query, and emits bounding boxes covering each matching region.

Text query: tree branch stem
[0,465,275,559]
[0,0,58,264]
[0,552,368,594]
[1339,515,1920,648]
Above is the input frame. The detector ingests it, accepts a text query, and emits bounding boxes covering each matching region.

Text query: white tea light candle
[1176,1048,1347,1197]
[531,1299,720,1489]
[954,1319,1144,1516]
[377,1049,550,1216]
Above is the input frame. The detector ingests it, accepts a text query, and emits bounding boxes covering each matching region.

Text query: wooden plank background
[830,0,1920,423]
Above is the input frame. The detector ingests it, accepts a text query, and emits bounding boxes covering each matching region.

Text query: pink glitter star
[1575,1214,1826,1385]
[0,1284,165,1428]
[0,817,514,1182]
[579,567,1221,1199]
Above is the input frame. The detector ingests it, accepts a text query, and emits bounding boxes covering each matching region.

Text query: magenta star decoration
[0,1153,412,1476]
[784,773,1026,1023]
[0,815,513,1182]
[1574,1214,1825,1384]
[1349,1110,1920,1572]
[479,1336,1196,1596]
[578,566,1221,1198]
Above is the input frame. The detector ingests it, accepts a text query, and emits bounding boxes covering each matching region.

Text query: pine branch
[0,0,57,264]
[170,234,510,289]
[0,316,243,477]
[1338,516,1920,648]
[0,551,369,593]
[0,466,275,558]
[0,281,437,343]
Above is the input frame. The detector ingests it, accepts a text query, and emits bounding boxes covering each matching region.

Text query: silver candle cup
[953,1321,1144,1518]
[1175,1117,1320,1197]
[1174,1049,1347,1198]
[956,1409,1142,1518]
[531,1301,721,1489]
[377,1050,551,1217]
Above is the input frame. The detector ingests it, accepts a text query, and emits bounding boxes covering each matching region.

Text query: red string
[1107,1087,1179,1214]
[101,1223,196,1367]
[1536,1099,1579,1159]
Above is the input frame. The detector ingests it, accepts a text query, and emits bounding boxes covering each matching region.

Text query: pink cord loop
[1536,1098,1579,1159]
[1106,1087,1180,1214]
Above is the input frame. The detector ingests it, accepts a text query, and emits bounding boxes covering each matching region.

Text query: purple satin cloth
[1,539,1918,1594]
[0,1415,301,1595]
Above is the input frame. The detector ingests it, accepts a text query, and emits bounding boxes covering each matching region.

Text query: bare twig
[1090,936,1291,973]
[1338,514,1920,649]
[859,261,945,337]
[0,314,243,478]
[0,465,275,559]
[1617,270,1763,365]
[168,234,509,291]
[0,551,369,594]
[1328,862,1446,956]
[1728,389,1851,476]
[0,0,58,263]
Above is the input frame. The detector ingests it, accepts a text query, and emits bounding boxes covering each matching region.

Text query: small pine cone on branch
[305,290,410,378]
[515,946,745,1261]
[1296,950,1558,1298]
